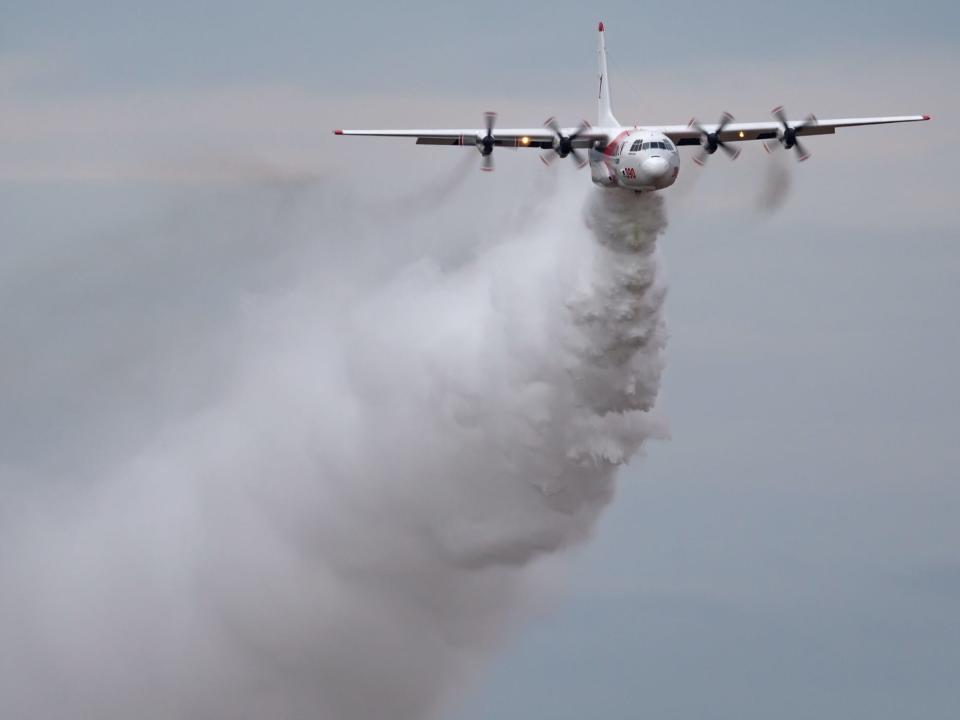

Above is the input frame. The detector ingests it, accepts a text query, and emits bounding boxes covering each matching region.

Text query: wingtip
[922,114,931,121]
[598,21,604,32]
[333,129,343,135]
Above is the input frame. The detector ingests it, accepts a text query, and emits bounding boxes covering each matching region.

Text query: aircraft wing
[333,127,607,149]
[656,113,930,146]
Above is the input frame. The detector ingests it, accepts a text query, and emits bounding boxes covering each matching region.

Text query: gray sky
[2,2,959,719]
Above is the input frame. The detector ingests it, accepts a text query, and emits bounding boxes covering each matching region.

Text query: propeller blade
[484,111,497,136]
[542,117,594,166]
[481,153,494,172]
[690,114,739,163]
[796,113,818,131]
[717,111,734,134]
[688,117,708,138]
[770,106,815,159]
[719,142,741,160]
[570,120,591,140]
[772,105,789,127]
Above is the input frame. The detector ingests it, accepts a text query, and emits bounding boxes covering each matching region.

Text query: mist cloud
[756,150,793,213]
[0,178,668,720]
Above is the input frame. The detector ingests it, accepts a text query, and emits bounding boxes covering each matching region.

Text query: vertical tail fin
[597,22,619,128]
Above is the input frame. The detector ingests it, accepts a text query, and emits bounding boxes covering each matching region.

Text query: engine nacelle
[590,157,617,187]
[778,126,798,149]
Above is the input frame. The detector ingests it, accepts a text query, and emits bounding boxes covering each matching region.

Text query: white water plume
[0,181,669,720]
[756,150,793,212]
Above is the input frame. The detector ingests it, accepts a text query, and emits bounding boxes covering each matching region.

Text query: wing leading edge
[334,114,929,151]
[654,114,930,146]
[333,128,608,150]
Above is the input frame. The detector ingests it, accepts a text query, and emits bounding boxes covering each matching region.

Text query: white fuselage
[591,129,681,191]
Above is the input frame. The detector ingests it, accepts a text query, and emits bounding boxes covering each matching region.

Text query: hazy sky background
[3,2,959,719]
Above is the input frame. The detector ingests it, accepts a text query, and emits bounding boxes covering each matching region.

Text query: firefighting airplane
[334,22,930,192]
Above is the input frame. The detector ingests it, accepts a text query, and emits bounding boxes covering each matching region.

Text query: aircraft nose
[641,156,670,178]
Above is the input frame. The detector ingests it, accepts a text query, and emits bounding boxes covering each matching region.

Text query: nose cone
[641,156,670,178]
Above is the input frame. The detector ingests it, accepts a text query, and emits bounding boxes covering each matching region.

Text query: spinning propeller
[688,112,741,166]
[476,111,497,172]
[765,106,817,161]
[541,117,591,169]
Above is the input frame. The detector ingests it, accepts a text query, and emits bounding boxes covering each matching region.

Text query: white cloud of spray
[0,178,668,720]
[755,149,793,213]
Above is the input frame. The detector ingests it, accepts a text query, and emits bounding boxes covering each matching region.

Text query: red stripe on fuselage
[604,130,630,156]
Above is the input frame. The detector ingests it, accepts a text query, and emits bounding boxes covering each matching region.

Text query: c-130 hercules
[335,22,930,192]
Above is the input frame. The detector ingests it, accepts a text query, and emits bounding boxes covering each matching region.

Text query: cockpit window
[641,142,650,150]
[630,140,642,152]
[663,139,674,150]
